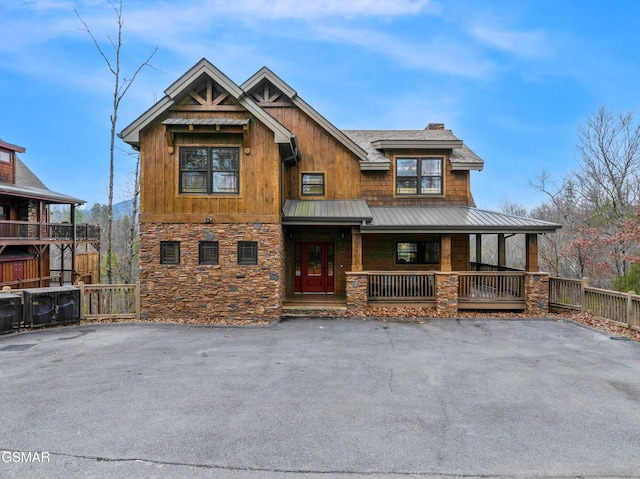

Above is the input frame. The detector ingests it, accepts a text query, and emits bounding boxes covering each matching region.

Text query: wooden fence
[550,277,640,332]
[77,281,140,321]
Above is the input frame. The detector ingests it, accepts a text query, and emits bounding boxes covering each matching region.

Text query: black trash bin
[0,294,22,334]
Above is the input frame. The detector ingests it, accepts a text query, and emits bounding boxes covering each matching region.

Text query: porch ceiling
[282,199,372,225]
[363,206,561,234]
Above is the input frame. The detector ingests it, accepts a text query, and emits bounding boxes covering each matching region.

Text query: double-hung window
[301,173,325,196]
[180,147,239,194]
[396,157,443,195]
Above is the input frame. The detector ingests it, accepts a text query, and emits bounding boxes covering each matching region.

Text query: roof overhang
[0,183,85,205]
[0,141,26,153]
[359,161,390,171]
[282,199,372,225]
[371,139,464,150]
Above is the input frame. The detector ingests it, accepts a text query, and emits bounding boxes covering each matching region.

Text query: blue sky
[1,0,639,212]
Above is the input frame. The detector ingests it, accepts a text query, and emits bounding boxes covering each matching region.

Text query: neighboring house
[121,59,560,322]
[0,139,100,287]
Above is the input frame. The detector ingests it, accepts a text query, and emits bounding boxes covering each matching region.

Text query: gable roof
[343,130,484,171]
[241,67,369,163]
[120,59,295,148]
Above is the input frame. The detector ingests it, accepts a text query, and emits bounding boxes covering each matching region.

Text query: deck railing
[78,281,140,321]
[367,272,435,301]
[458,272,525,300]
[0,220,100,241]
[550,277,640,331]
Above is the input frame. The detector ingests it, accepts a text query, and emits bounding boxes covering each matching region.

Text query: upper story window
[396,157,443,195]
[0,149,11,163]
[301,173,325,196]
[179,147,239,194]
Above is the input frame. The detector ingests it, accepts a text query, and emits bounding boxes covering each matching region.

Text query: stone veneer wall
[139,222,284,323]
[525,272,550,315]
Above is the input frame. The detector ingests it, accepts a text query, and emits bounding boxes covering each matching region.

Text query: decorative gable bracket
[161,118,251,155]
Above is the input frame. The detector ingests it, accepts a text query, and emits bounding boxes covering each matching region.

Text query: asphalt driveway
[1,318,639,479]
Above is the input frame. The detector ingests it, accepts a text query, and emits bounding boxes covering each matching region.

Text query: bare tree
[576,107,640,221]
[74,0,157,283]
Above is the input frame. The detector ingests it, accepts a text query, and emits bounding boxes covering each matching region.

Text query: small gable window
[180,147,239,195]
[396,157,443,195]
[301,173,325,196]
[0,150,11,163]
[160,241,180,264]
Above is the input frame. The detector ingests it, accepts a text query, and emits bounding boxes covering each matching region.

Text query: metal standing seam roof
[282,200,372,224]
[364,206,561,233]
[162,118,250,127]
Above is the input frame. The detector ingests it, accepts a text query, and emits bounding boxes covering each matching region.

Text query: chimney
[426,123,445,130]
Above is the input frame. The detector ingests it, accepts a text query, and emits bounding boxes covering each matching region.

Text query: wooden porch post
[351,226,362,272]
[71,204,77,284]
[498,234,506,268]
[525,233,539,272]
[440,234,452,272]
[475,234,482,266]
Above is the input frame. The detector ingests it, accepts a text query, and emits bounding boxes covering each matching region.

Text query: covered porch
[282,201,560,316]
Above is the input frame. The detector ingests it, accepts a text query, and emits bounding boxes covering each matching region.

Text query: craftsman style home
[121,59,559,322]
[0,139,100,287]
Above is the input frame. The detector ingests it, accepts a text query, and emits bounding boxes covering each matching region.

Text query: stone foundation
[139,222,284,323]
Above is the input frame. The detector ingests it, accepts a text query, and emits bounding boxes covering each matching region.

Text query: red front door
[296,242,334,293]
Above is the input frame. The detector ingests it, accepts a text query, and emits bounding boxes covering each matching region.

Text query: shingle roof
[0,156,85,205]
[342,129,484,171]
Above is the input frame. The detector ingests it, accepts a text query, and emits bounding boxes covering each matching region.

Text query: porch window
[160,241,180,264]
[301,173,325,196]
[238,241,258,265]
[179,147,239,194]
[396,241,440,264]
[396,157,443,195]
[199,241,219,265]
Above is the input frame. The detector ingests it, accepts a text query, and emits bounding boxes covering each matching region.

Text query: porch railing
[0,220,100,241]
[367,272,435,301]
[458,272,525,301]
[78,281,140,321]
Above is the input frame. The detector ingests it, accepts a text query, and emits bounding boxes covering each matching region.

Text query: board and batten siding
[262,106,362,201]
[139,111,281,223]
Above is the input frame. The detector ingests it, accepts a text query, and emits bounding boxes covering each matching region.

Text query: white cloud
[204,0,434,19]
[469,24,549,59]
[313,24,496,79]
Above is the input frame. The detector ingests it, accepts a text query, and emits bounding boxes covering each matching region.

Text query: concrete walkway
[1,318,640,478]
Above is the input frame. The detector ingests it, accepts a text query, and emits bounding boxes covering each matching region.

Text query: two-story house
[121,59,559,323]
[0,139,100,287]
